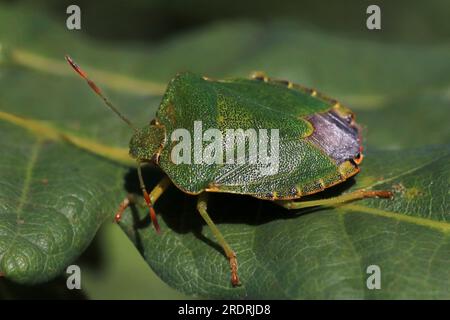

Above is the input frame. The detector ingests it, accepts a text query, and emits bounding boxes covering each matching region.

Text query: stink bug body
[66,56,392,287]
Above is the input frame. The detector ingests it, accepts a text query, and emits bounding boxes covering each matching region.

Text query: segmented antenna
[65,55,135,129]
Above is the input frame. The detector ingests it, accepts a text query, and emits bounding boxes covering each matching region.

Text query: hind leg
[276,189,392,210]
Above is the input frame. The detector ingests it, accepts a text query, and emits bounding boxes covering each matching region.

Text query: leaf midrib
[9,49,167,96]
[16,139,41,219]
[0,110,133,166]
[341,204,450,234]
[1,138,42,275]
[13,49,450,110]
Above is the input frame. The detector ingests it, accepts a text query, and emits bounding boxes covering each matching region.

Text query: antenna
[65,55,135,129]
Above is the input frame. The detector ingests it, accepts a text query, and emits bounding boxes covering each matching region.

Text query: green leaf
[0,276,86,299]
[0,120,128,283]
[120,146,450,299]
[0,4,449,298]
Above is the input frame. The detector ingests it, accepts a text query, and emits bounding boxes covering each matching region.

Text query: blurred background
[3,0,450,44]
[0,0,448,299]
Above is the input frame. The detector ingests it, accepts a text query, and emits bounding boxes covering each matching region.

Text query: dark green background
[6,0,450,44]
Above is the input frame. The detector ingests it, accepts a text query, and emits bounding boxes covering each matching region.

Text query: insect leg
[114,176,171,222]
[114,196,132,222]
[276,189,393,210]
[136,162,161,232]
[148,176,172,204]
[197,193,241,287]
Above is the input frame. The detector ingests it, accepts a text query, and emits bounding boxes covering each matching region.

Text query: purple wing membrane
[306,110,360,165]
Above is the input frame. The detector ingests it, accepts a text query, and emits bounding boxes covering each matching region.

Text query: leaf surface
[0,5,448,298]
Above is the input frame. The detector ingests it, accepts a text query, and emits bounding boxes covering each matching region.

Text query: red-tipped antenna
[65,55,135,129]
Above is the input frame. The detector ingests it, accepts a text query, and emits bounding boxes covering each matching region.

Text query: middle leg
[197,193,240,287]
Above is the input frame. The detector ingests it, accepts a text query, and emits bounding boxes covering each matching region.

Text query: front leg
[114,176,171,223]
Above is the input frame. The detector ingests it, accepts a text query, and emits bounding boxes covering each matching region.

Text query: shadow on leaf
[121,164,357,257]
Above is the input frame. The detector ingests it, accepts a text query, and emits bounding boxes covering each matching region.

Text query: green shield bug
[65,56,392,287]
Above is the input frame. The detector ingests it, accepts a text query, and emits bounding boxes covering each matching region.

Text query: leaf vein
[342,204,450,233]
